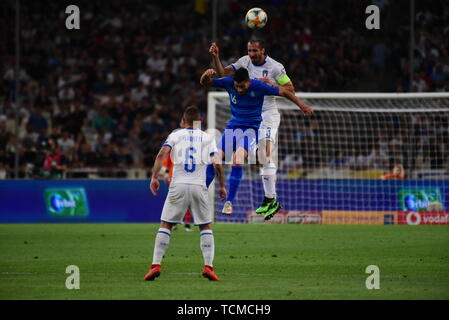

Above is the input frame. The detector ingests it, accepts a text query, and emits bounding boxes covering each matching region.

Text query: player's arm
[209,42,235,77]
[259,68,296,94]
[200,69,217,87]
[278,86,314,115]
[280,81,295,94]
[150,146,171,195]
[211,153,227,200]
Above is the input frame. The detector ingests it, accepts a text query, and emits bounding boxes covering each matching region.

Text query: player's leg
[144,221,174,281]
[222,146,246,214]
[190,185,219,281]
[144,184,187,281]
[198,224,219,281]
[222,128,256,214]
[256,138,280,213]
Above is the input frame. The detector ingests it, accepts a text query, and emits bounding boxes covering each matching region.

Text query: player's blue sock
[226,166,243,202]
[206,164,215,188]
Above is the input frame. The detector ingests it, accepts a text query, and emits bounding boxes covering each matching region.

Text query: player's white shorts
[160,183,211,226]
[259,110,280,145]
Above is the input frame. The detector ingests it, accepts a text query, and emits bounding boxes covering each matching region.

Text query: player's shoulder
[250,78,272,88]
[266,56,286,70]
[237,55,251,63]
[199,129,215,141]
[214,76,233,84]
[232,55,251,67]
[167,128,185,139]
[250,78,278,93]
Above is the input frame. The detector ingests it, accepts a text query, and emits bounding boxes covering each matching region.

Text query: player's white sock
[152,228,171,265]
[200,230,215,267]
[261,162,277,199]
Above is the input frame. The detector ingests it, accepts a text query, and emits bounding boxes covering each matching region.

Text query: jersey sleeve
[163,132,176,149]
[274,64,291,85]
[229,56,248,71]
[212,77,232,89]
[254,80,280,96]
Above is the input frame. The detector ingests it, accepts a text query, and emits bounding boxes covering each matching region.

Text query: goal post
[207,91,449,224]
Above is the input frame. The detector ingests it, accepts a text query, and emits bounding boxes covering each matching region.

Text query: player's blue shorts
[217,126,258,162]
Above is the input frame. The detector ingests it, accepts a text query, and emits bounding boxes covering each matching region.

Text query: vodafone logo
[401,211,449,225]
[406,212,421,225]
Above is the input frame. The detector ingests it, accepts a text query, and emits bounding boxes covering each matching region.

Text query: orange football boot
[144,264,161,281]
[202,265,220,281]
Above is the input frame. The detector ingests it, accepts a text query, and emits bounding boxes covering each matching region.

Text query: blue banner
[0,180,168,223]
[215,179,449,223]
[1,179,447,223]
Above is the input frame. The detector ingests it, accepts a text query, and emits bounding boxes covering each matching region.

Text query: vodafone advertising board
[397,211,449,225]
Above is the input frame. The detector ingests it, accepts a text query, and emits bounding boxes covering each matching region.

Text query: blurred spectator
[381,164,406,180]
[42,139,67,179]
[330,151,349,169]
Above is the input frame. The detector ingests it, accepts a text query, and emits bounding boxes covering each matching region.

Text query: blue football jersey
[212,77,280,128]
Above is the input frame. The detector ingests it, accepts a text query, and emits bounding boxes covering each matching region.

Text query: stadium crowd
[0,0,448,178]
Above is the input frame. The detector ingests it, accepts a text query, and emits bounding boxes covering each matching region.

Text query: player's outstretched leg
[199,226,219,281]
[256,161,282,220]
[144,223,173,281]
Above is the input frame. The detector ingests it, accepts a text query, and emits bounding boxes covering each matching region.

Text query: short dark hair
[233,68,250,83]
[183,106,201,125]
[248,39,265,49]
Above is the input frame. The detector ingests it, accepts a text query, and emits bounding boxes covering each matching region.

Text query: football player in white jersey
[209,40,312,219]
[144,106,227,281]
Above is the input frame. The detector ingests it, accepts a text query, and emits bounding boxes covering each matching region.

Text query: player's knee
[260,162,277,176]
[199,224,212,231]
[160,221,175,230]
[233,148,247,165]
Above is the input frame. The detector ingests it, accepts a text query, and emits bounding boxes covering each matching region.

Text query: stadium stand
[0,0,448,178]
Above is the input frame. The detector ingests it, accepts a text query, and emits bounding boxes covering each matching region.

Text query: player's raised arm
[150,145,171,195]
[209,42,235,77]
[200,69,217,87]
[278,86,314,116]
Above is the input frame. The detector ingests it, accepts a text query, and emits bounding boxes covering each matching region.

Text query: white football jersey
[231,55,289,113]
[163,128,218,186]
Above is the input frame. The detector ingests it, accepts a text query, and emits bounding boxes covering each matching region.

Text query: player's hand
[204,69,216,77]
[219,187,227,201]
[301,105,314,116]
[258,77,275,86]
[209,42,219,57]
[150,178,160,196]
[163,174,171,185]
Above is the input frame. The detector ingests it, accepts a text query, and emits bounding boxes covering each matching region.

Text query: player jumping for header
[200,67,313,219]
[208,40,308,219]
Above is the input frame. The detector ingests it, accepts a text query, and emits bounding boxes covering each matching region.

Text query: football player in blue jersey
[200,67,313,216]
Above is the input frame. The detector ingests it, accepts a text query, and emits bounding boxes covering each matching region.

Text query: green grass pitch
[0,223,448,300]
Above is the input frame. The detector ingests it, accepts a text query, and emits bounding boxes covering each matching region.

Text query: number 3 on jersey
[184,147,197,173]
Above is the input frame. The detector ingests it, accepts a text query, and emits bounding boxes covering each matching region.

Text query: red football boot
[144,264,161,281]
[202,265,220,281]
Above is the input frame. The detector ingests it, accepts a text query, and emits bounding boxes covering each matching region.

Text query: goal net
[207,92,449,224]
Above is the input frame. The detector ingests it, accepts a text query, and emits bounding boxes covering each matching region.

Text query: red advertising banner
[397,211,449,225]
